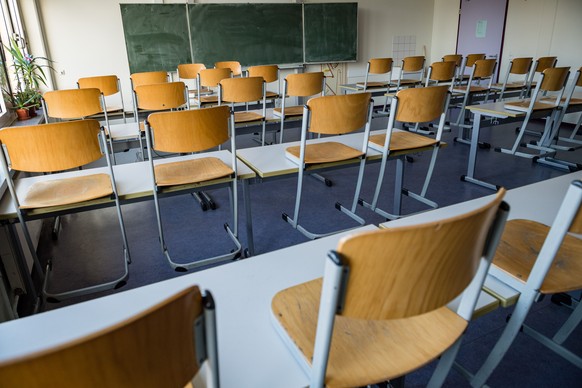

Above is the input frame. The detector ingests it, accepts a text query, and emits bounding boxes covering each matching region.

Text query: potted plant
[4,37,52,119]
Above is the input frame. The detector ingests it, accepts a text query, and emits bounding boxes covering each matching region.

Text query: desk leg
[393,157,404,216]
[461,112,499,191]
[241,179,255,256]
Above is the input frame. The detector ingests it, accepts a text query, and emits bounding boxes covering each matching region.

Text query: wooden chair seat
[369,131,439,152]
[286,142,364,165]
[265,91,279,99]
[364,81,389,88]
[492,82,527,90]
[154,157,234,187]
[492,219,582,294]
[399,78,422,86]
[234,111,264,124]
[21,173,113,209]
[453,85,490,94]
[505,100,557,111]
[197,95,219,104]
[273,105,303,117]
[272,278,468,387]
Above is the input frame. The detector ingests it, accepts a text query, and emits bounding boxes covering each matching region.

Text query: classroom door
[456,0,508,77]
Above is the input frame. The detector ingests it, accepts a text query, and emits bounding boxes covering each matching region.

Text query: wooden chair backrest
[540,67,570,93]
[428,61,456,82]
[215,61,242,77]
[130,71,168,88]
[0,286,204,388]
[285,72,324,97]
[220,76,264,103]
[466,53,486,67]
[473,59,497,79]
[134,82,186,111]
[508,57,533,75]
[368,58,393,74]
[43,88,103,119]
[148,106,230,153]
[394,85,449,124]
[336,189,506,320]
[247,65,278,83]
[442,54,462,66]
[177,63,206,80]
[401,56,424,72]
[535,56,557,72]
[77,75,119,96]
[307,92,371,135]
[0,120,102,173]
[199,68,232,88]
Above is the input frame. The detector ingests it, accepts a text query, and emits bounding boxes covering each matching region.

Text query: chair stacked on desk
[380,55,425,114]
[274,71,325,144]
[461,179,582,387]
[0,285,219,388]
[177,63,207,105]
[458,53,486,84]
[77,75,127,123]
[0,119,130,303]
[193,67,232,109]
[556,67,582,149]
[526,56,558,95]
[498,66,570,161]
[215,60,242,77]
[490,57,533,100]
[272,189,508,387]
[359,57,393,92]
[282,92,373,239]
[144,105,242,271]
[247,64,280,102]
[359,85,451,220]
[452,58,497,143]
[218,76,267,145]
[442,54,463,81]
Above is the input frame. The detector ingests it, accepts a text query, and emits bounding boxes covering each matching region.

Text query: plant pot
[27,106,37,118]
[15,108,31,121]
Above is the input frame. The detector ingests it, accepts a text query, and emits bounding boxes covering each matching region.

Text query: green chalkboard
[304,3,358,63]
[188,3,303,67]
[120,4,191,74]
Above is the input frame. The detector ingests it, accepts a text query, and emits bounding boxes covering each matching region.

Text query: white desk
[381,170,582,307]
[0,225,376,388]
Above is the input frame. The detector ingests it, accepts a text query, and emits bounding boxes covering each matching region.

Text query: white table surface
[0,225,378,387]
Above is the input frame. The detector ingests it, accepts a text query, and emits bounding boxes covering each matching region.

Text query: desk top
[0,151,256,220]
[0,225,377,387]
[466,101,527,118]
[237,130,387,179]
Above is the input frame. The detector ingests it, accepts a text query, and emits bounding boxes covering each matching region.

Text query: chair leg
[335,158,367,225]
[470,289,538,387]
[427,337,464,388]
[553,298,582,344]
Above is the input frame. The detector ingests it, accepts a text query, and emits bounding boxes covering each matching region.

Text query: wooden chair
[426,61,457,88]
[133,81,189,159]
[194,67,232,108]
[282,92,373,240]
[442,54,463,81]
[272,189,508,387]
[177,63,208,100]
[452,58,497,140]
[0,285,219,388]
[393,55,425,90]
[359,85,451,220]
[458,53,486,83]
[499,66,570,160]
[215,60,242,77]
[247,64,280,101]
[77,75,127,123]
[0,120,130,302]
[468,180,582,387]
[219,76,267,145]
[358,57,393,90]
[273,71,325,144]
[490,57,533,100]
[42,88,117,166]
[144,106,241,271]
[526,56,558,95]
[130,70,169,89]
[556,67,582,149]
